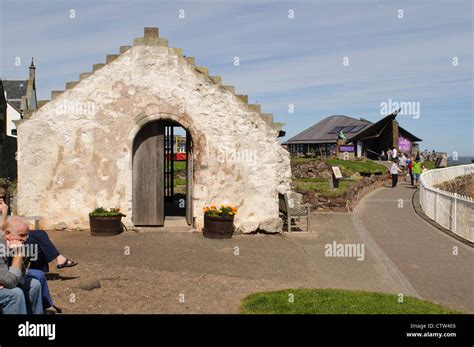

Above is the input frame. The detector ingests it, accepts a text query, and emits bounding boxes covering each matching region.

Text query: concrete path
[356,180,474,313]
[45,215,401,313]
[43,179,472,313]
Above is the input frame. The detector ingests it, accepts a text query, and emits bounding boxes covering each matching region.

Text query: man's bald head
[2,216,30,242]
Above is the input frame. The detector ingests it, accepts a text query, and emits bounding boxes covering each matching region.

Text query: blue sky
[1,0,472,155]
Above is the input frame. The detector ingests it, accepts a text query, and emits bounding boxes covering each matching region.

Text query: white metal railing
[419,164,473,242]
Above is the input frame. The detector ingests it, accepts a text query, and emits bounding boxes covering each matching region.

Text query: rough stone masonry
[16,27,291,233]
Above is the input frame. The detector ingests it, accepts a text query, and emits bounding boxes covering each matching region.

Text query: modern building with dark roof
[284,111,422,159]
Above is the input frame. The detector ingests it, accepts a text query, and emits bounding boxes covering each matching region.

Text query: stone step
[120,46,131,54]
[144,27,159,38]
[134,226,194,233]
[106,54,119,63]
[271,122,285,132]
[133,37,168,47]
[65,81,78,90]
[185,57,195,66]
[37,100,49,108]
[248,104,261,113]
[133,27,168,47]
[23,110,34,119]
[93,63,105,72]
[223,85,235,93]
[172,48,183,56]
[260,113,274,124]
[210,76,221,84]
[236,95,248,103]
[51,91,64,100]
[80,72,92,81]
[195,66,208,75]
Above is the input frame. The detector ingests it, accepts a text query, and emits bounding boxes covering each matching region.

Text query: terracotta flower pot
[203,214,234,239]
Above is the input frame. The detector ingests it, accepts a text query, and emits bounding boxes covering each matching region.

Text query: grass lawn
[173,178,186,187]
[423,160,436,170]
[325,158,387,174]
[241,289,460,314]
[293,178,355,197]
[173,161,186,172]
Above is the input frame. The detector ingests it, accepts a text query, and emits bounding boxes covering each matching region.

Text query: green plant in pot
[89,207,125,236]
[203,205,237,239]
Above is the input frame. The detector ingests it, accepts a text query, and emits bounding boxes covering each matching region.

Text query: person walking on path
[413,157,424,188]
[392,147,398,160]
[399,153,407,181]
[407,156,414,186]
[387,149,392,161]
[390,159,403,188]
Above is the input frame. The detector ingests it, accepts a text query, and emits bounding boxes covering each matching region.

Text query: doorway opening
[132,119,193,227]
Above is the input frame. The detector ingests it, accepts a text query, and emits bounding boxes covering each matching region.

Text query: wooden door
[185,131,193,226]
[133,122,165,226]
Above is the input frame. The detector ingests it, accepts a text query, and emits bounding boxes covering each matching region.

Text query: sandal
[57,258,78,269]
[44,305,62,314]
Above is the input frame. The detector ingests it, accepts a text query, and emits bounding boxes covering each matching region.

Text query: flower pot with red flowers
[89,207,125,236]
[203,205,238,239]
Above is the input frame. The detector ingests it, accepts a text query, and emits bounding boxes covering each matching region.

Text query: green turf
[324,159,386,174]
[173,178,186,187]
[293,178,356,197]
[422,160,436,170]
[241,289,460,314]
[173,161,186,172]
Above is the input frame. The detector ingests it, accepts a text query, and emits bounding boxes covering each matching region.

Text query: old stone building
[16,27,291,233]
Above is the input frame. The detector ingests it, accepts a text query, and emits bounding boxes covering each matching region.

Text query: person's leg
[21,277,43,314]
[410,170,414,186]
[28,230,61,263]
[27,269,54,309]
[391,174,396,187]
[25,237,49,273]
[0,287,27,314]
[29,230,78,269]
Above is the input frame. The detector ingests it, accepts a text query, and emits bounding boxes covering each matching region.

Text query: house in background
[284,115,372,158]
[284,111,422,159]
[0,60,37,178]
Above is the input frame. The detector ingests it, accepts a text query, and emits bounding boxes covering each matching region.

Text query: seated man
[0,194,77,272]
[0,216,43,314]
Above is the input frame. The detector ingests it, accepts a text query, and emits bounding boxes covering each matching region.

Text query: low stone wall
[346,175,387,211]
[291,160,332,179]
[295,174,387,212]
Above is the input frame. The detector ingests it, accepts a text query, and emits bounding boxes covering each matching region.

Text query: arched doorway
[132,119,193,227]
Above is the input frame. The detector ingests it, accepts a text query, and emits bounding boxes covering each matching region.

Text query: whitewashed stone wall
[16,31,291,233]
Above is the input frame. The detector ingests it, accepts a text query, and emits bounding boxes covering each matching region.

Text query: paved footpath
[44,180,472,313]
[355,180,474,313]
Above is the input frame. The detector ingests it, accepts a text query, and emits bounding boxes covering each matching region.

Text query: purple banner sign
[339,145,355,152]
[398,136,412,152]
